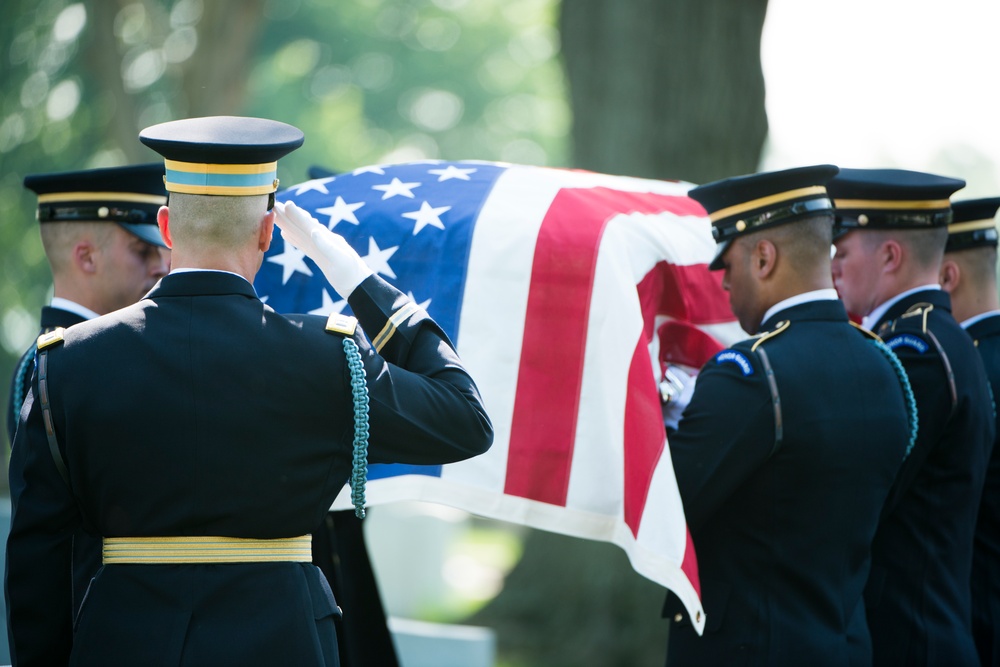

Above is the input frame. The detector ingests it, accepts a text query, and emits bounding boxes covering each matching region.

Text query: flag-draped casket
[255,160,743,634]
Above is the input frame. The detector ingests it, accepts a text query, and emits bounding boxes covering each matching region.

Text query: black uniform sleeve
[346,274,494,465]
[668,348,775,531]
[5,379,77,665]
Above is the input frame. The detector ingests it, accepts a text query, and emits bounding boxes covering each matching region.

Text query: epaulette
[36,327,66,350]
[750,319,790,352]
[325,314,357,337]
[879,302,933,337]
[849,320,883,342]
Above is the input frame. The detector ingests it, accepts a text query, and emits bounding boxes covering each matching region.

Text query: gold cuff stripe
[103,535,312,564]
[708,186,827,223]
[833,198,951,211]
[37,192,167,205]
[373,301,421,352]
[164,159,278,175]
[948,219,997,234]
[165,182,278,196]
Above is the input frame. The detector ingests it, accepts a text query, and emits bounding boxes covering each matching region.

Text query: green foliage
[0,0,568,439]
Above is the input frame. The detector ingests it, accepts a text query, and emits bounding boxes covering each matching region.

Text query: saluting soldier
[938,196,1000,666]
[829,169,994,666]
[4,116,494,666]
[664,165,914,666]
[6,164,170,618]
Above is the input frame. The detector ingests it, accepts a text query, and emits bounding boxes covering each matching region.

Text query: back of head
[166,193,269,252]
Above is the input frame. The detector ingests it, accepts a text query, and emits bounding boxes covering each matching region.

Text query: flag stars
[291,177,336,196]
[353,165,386,176]
[372,177,421,200]
[402,201,451,235]
[361,237,399,279]
[407,292,432,312]
[308,289,349,315]
[316,196,365,230]
[428,165,476,182]
[267,242,313,284]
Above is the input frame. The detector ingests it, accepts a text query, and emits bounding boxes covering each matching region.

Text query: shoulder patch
[36,327,66,350]
[885,333,930,354]
[325,313,357,336]
[714,349,754,376]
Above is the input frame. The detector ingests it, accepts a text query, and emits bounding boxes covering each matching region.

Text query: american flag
[255,160,743,634]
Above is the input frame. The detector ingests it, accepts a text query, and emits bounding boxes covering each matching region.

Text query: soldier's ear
[939,259,960,293]
[754,239,778,279]
[73,240,98,274]
[259,209,274,253]
[156,206,173,249]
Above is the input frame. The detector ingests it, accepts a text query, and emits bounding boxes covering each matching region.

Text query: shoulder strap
[35,328,70,486]
[753,345,783,459]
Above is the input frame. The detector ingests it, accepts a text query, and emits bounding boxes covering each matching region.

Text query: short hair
[742,214,834,273]
[953,245,999,287]
[39,222,115,274]
[166,193,268,250]
[857,226,947,270]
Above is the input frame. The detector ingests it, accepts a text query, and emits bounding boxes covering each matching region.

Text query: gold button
[696,611,702,622]
[673,613,683,622]
[735,220,747,232]
[858,214,869,226]
[98,206,110,218]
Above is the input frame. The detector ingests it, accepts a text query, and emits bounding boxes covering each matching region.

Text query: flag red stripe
[506,188,701,504]
[623,337,666,535]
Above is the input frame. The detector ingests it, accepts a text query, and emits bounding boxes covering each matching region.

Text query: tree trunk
[560,0,769,184]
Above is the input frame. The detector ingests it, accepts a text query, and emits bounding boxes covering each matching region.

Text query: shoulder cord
[755,346,784,459]
[922,329,958,416]
[10,343,35,431]
[36,348,70,486]
[343,337,370,519]
[869,338,919,458]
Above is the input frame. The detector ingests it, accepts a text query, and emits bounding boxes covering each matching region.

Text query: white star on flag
[316,196,365,230]
[352,165,386,176]
[407,291,432,311]
[372,177,421,200]
[291,177,336,195]
[428,165,476,182]
[361,237,399,279]
[402,201,451,235]
[308,289,348,316]
[267,243,313,284]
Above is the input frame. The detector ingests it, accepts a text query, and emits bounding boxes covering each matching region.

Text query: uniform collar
[49,297,100,321]
[759,294,848,332]
[760,288,839,328]
[147,270,259,300]
[861,284,941,332]
[961,309,1000,330]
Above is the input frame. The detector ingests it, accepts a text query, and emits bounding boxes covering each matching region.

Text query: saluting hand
[273,200,373,298]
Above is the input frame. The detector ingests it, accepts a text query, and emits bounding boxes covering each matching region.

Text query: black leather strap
[36,349,70,486]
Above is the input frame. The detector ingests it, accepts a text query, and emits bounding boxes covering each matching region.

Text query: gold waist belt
[103,535,312,564]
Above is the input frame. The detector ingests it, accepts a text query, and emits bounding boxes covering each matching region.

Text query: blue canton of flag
[256,161,505,343]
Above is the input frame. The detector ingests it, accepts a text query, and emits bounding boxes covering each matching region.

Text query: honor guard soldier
[939,197,1000,666]
[8,163,170,444]
[6,164,170,620]
[663,165,914,666]
[829,169,994,666]
[4,116,494,666]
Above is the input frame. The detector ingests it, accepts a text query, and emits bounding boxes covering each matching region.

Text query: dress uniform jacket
[664,298,910,667]
[964,313,1000,666]
[866,289,994,667]
[5,270,494,667]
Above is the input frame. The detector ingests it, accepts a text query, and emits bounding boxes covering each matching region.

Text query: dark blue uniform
[7,307,86,444]
[665,298,910,666]
[965,313,1000,666]
[5,271,493,666]
[867,289,994,666]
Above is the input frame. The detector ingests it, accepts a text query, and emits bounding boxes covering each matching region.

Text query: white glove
[661,365,697,431]
[274,201,373,297]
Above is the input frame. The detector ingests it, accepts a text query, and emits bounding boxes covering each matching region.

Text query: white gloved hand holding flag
[273,200,373,298]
